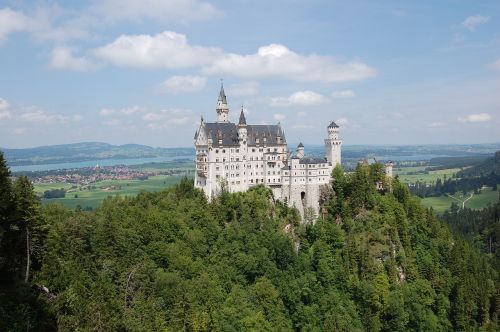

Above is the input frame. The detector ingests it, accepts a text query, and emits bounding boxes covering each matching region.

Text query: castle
[194,84,343,218]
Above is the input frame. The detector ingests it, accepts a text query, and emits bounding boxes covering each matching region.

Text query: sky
[0,0,499,148]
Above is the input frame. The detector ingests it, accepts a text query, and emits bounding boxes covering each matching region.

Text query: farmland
[35,175,188,210]
[420,185,499,213]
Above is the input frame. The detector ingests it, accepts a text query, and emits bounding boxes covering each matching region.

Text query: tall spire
[238,107,246,125]
[218,80,227,104]
[216,80,229,123]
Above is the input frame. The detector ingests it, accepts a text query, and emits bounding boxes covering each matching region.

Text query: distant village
[17,164,193,186]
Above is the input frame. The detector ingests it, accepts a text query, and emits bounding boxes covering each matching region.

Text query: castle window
[216,149,219,153]
[216,158,219,162]
[222,149,226,153]
[236,158,239,161]
[216,167,219,171]
[236,149,239,153]
[252,148,255,152]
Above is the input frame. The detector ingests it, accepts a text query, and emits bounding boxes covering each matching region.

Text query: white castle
[194,85,342,218]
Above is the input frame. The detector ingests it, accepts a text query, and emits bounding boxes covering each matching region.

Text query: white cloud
[99,108,115,116]
[142,109,192,128]
[160,75,207,93]
[90,0,220,23]
[121,106,144,115]
[12,127,26,135]
[336,117,349,125]
[204,43,376,83]
[331,90,355,98]
[292,124,315,129]
[462,15,489,31]
[100,106,144,116]
[487,59,500,71]
[227,81,259,96]
[0,98,9,111]
[20,108,82,124]
[271,90,327,107]
[274,113,286,121]
[458,113,491,123]
[0,110,11,120]
[296,111,307,117]
[0,7,88,45]
[93,31,222,68]
[49,47,100,71]
[0,8,30,43]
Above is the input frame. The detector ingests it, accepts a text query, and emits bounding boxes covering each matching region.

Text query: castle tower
[216,83,229,123]
[385,161,393,178]
[296,142,305,158]
[238,107,247,141]
[325,121,342,166]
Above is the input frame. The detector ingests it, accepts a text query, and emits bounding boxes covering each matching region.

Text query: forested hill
[0,153,498,331]
[458,150,500,178]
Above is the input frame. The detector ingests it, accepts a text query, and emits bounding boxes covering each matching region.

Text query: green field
[394,166,461,184]
[36,175,187,209]
[420,186,500,213]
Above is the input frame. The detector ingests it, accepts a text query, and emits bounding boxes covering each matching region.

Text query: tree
[13,176,44,282]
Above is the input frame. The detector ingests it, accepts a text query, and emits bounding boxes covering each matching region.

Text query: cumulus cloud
[20,108,82,124]
[49,47,100,71]
[0,7,88,44]
[159,75,207,93]
[274,113,286,121]
[0,110,11,120]
[0,98,9,111]
[271,90,327,107]
[90,0,220,23]
[0,8,30,43]
[458,113,491,123]
[462,15,489,31]
[331,90,355,98]
[487,59,500,71]
[336,118,349,125]
[142,108,192,129]
[93,31,222,68]
[204,43,376,83]
[100,106,144,116]
[227,81,259,96]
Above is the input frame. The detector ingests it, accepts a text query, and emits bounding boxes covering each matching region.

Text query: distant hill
[1,142,194,166]
[457,151,500,178]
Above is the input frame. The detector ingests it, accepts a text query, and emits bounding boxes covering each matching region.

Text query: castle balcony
[196,154,208,178]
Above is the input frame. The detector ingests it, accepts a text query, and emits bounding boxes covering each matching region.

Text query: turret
[385,161,393,178]
[297,142,305,159]
[325,121,342,166]
[238,107,247,143]
[216,83,229,123]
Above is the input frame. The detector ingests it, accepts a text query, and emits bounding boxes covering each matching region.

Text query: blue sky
[0,0,499,148]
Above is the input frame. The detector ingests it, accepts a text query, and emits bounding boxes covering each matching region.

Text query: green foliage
[0,159,498,331]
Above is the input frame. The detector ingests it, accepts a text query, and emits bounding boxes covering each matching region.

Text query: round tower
[324,121,342,166]
[296,142,305,159]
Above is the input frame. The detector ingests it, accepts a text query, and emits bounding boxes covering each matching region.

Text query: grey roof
[238,109,247,125]
[297,142,304,148]
[218,85,227,104]
[328,121,339,128]
[299,157,328,164]
[201,122,286,147]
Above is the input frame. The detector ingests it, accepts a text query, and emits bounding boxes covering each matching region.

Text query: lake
[10,156,194,172]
